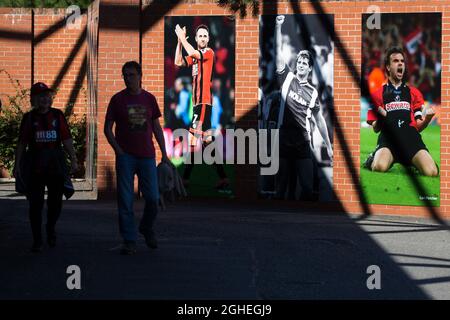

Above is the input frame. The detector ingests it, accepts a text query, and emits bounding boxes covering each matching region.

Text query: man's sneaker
[140,229,158,249]
[30,241,43,253]
[363,152,375,170]
[120,241,137,255]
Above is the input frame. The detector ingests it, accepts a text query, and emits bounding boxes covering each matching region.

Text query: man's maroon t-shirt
[106,89,161,158]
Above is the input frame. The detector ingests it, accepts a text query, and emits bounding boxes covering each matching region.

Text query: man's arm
[367,87,386,133]
[104,119,124,155]
[174,26,187,67]
[275,15,286,72]
[175,24,200,60]
[371,120,382,133]
[313,108,333,159]
[416,105,435,132]
[153,119,170,163]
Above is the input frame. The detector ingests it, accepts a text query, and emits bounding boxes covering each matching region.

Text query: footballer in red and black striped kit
[365,47,438,177]
[174,22,229,190]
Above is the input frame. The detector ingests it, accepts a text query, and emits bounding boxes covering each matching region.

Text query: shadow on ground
[1,199,449,299]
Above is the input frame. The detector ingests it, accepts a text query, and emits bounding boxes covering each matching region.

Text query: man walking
[104,61,169,255]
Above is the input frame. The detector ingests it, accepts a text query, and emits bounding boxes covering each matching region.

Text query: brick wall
[33,8,88,116]
[97,0,450,218]
[0,7,87,115]
[2,0,450,219]
[0,8,32,104]
[96,0,141,196]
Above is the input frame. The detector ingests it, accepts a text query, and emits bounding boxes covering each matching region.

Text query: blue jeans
[116,153,159,242]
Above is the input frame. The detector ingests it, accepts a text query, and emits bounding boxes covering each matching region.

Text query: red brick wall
[0,8,87,115]
[33,8,88,115]
[137,0,450,218]
[0,8,32,106]
[2,0,450,219]
[96,0,141,196]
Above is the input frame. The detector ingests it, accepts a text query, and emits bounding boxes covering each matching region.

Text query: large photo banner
[258,14,334,202]
[164,16,235,198]
[360,13,441,206]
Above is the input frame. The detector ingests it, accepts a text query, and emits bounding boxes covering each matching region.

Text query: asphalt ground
[0,198,449,300]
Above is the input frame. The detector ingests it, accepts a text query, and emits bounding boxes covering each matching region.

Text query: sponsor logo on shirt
[288,90,307,106]
[385,101,410,112]
[35,130,57,142]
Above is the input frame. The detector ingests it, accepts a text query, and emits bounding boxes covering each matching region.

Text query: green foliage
[0,0,93,9]
[0,69,87,179]
[0,69,29,177]
[66,112,86,178]
[217,0,259,18]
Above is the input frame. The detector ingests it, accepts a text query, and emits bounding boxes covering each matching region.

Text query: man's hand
[161,154,171,165]
[175,24,187,41]
[423,105,436,120]
[114,147,125,156]
[276,15,285,26]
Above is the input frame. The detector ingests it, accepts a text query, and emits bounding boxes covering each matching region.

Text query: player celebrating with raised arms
[365,47,438,177]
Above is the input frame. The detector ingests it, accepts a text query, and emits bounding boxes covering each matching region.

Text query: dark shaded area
[1,0,450,301]
[0,199,434,299]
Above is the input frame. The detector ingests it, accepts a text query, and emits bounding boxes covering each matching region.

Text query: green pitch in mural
[360,13,441,206]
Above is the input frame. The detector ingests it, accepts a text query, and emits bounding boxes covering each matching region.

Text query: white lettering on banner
[385,102,410,112]
[288,90,307,106]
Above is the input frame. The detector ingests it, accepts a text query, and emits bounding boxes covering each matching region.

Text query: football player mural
[259,14,335,202]
[361,13,441,206]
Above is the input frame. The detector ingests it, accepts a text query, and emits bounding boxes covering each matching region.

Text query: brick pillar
[97,0,141,198]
